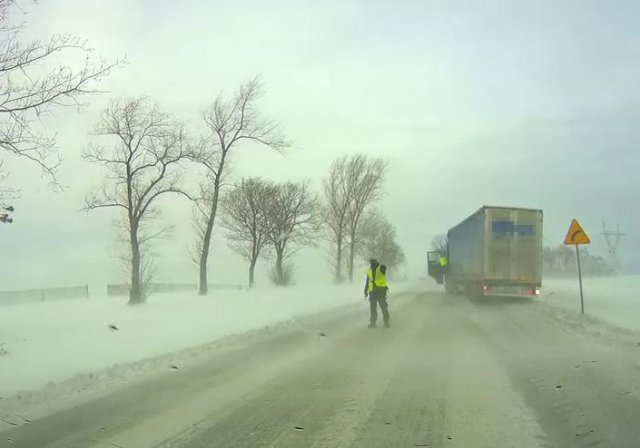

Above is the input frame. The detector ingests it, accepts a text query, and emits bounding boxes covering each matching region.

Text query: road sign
[564,219,590,245]
[563,219,590,314]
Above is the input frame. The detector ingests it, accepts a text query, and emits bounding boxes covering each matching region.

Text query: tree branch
[0,2,124,182]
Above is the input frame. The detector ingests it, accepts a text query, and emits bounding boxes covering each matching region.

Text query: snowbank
[542,275,640,332]
[0,283,412,398]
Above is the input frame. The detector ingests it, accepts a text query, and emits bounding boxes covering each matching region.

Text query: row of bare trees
[222,167,406,288]
[81,91,404,303]
[0,3,292,303]
[83,78,291,304]
[80,102,403,303]
[320,155,403,283]
[27,65,401,304]
[0,3,405,304]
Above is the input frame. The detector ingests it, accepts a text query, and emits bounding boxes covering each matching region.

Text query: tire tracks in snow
[159,294,422,448]
[464,294,640,447]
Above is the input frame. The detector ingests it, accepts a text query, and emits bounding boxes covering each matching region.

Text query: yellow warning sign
[564,219,591,245]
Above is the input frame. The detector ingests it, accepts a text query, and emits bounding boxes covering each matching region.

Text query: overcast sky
[1,0,639,290]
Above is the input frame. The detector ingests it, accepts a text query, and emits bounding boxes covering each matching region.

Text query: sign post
[575,244,584,314]
[563,219,591,314]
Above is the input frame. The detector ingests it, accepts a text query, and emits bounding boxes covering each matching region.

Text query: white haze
[2,0,640,292]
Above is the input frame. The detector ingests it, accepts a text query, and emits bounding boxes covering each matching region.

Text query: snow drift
[0,283,411,398]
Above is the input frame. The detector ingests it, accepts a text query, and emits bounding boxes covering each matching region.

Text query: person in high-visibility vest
[438,255,448,283]
[364,258,390,328]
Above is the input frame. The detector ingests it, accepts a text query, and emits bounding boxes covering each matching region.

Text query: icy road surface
[3,290,640,448]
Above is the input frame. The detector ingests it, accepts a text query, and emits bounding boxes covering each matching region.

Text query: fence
[106,283,196,296]
[0,285,89,306]
[106,283,245,297]
[0,282,246,304]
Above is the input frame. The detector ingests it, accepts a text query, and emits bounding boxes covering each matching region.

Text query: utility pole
[600,221,624,273]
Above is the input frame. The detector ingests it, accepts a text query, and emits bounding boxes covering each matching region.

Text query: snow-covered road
[2,287,640,447]
[1,284,399,397]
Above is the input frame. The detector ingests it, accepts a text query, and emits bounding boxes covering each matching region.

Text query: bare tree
[357,210,405,272]
[220,177,274,287]
[112,231,157,302]
[320,156,355,283]
[431,234,448,257]
[191,76,289,295]
[343,155,386,282]
[83,97,191,305]
[265,181,317,286]
[0,0,122,181]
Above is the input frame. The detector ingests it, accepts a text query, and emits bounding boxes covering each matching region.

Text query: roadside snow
[0,284,412,398]
[542,275,640,332]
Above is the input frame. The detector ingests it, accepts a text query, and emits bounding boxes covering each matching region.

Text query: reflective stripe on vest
[367,266,388,293]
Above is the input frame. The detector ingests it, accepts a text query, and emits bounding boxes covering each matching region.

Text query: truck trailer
[432,206,543,297]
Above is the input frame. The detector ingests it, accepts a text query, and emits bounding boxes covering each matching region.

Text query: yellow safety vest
[367,266,388,293]
[439,256,448,267]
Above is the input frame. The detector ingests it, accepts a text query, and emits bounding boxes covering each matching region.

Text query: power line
[600,221,624,272]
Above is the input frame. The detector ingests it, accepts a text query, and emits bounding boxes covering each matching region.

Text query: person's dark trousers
[369,289,390,325]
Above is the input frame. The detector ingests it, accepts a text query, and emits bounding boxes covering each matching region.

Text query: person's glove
[364,292,368,300]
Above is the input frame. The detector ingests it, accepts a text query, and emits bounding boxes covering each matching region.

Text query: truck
[428,206,543,297]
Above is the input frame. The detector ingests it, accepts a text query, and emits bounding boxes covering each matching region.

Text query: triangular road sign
[564,219,590,245]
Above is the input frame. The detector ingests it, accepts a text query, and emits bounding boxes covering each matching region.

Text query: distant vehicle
[429,206,543,297]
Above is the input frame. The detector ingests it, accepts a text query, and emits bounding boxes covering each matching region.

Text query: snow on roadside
[542,275,640,333]
[0,283,413,399]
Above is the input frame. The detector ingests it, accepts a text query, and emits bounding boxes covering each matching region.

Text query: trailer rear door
[485,208,542,285]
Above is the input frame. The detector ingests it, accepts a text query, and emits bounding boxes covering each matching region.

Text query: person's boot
[368,322,376,328]
[384,320,390,328]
